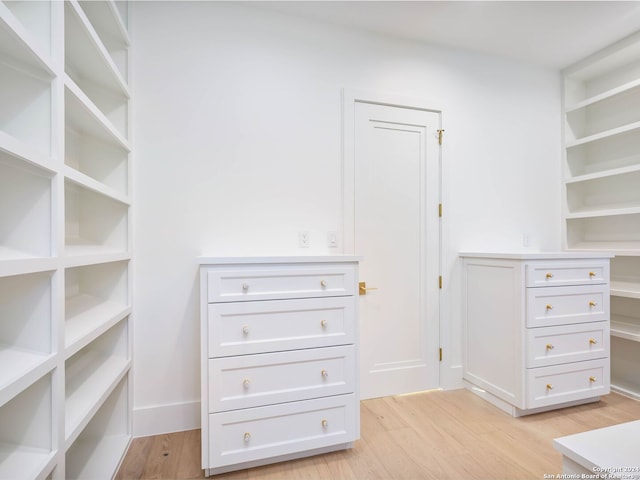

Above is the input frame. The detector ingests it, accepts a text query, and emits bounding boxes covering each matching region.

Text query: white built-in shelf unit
[563,31,640,400]
[0,1,132,478]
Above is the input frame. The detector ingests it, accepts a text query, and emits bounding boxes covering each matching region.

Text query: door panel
[353,101,440,399]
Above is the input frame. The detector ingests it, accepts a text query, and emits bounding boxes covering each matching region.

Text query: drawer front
[526,323,609,368]
[207,264,356,302]
[208,297,355,357]
[209,345,355,412]
[525,261,609,288]
[526,285,609,328]
[526,359,609,409]
[207,394,357,468]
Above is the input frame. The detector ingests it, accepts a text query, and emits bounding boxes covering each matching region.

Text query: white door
[347,98,441,399]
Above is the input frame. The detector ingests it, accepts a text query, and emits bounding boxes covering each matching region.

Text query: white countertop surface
[459,251,615,259]
[198,254,362,264]
[553,420,640,479]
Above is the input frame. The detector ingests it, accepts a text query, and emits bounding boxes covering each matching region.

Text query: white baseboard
[133,400,200,438]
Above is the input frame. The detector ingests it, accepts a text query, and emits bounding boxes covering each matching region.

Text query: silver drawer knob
[242,325,250,335]
[242,283,249,291]
[321,369,328,378]
[321,419,328,428]
[243,432,251,442]
[321,320,327,328]
[243,379,250,389]
[320,280,327,287]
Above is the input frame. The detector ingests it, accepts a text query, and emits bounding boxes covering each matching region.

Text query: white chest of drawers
[460,252,613,417]
[199,256,360,476]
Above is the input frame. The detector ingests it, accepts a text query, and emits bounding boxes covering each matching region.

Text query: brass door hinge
[439,348,443,362]
[437,129,445,145]
[438,203,442,217]
[439,276,442,289]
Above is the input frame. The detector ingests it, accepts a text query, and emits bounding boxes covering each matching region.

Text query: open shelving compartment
[64,0,129,140]
[2,1,52,58]
[611,336,640,400]
[611,295,640,341]
[64,178,129,259]
[0,372,55,480]
[0,271,54,407]
[77,0,129,82]
[0,16,54,159]
[65,261,130,358]
[0,152,53,266]
[565,126,640,178]
[64,70,131,201]
[65,125,129,199]
[65,318,130,447]
[565,212,640,253]
[566,169,640,215]
[65,374,130,480]
[565,87,640,144]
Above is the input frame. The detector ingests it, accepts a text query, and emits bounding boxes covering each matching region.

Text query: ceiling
[256,1,640,70]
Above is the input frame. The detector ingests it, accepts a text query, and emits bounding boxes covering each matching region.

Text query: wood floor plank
[117,390,640,479]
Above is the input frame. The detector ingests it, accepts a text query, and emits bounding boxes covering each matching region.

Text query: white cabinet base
[205,442,354,477]
[461,252,612,417]
[464,379,600,417]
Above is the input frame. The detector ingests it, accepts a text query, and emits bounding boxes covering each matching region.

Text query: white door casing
[342,90,441,399]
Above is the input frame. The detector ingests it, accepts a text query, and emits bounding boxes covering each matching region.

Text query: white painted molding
[133,400,200,438]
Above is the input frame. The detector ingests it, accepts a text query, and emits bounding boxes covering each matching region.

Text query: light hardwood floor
[116,389,640,479]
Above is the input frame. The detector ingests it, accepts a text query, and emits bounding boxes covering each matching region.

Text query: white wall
[132,1,562,436]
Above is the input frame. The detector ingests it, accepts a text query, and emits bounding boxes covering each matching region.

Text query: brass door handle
[359,281,378,295]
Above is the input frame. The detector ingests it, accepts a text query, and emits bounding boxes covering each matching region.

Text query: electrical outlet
[328,231,338,248]
[522,233,530,247]
[298,231,310,248]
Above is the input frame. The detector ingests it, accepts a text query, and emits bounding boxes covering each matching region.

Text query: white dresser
[461,252,613,417]
[199,256,360,476]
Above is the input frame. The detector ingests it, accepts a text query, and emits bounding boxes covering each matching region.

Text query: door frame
[341,88,444,389]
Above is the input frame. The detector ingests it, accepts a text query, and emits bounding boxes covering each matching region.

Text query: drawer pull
[589,301,598,307]
[320,280,327,288]
[243,432,251,442]
[546,384,553,390]
[545,273,554,279]
[242,325,250,335]
[321,319,327,328]
[321,369,329,378]
[589,338,598,345]
[589,376,597,383]
[321,419,329,428]
[243,379,250,389]
[545,344,554,350]
[242,283,249,291]
[545,304,553,311]
[589,271,596,278]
